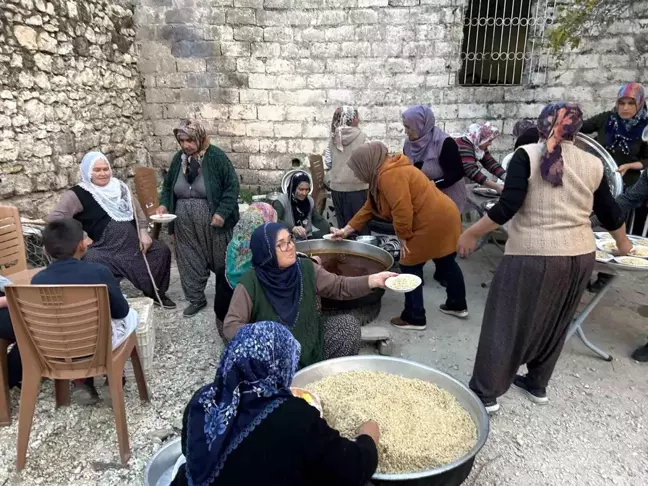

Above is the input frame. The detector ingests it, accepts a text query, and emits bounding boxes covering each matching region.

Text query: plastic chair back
[133,167,160,219]
[0,206,28,277]
[308,155,327,215]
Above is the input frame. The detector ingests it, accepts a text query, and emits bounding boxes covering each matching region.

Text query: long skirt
[175,198,232,306]
[84,220,171,298]
[331,189,369,234]
[469,253,595,402]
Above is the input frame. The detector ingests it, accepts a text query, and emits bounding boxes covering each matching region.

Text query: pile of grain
[306,370,476,474]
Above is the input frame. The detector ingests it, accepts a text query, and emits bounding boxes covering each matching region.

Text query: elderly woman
[273,171,330,240]
[456,123,506,193]
[48,152,174,308]
[332,142,468,330]
[157,120,240,317]
[402,105,466,211]
[214,203,277,340]
[513,119,541,148]
[324,106,370,233]
[171,321,379,486]
[224,222,396,368]
[458,103,631,413]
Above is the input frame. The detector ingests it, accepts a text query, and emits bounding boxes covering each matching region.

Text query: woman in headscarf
[171,321,379,486]
[48,152,174,308]
[157,120,240,317]
[513,119,541,148]
[214,203,277,341]
[457,103,631,414]
[273,171,330,240]
[456,122,506,193]
[402,105,466,211]
[323,106,370,233]
[331,142,468,330]
[224,222,396,368]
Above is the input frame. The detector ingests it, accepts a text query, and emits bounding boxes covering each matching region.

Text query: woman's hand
[368,271,399,289]
[494,183,504,194]
[211,213,225,227]
[457,230,479,258]
[292,225,308,239]
[330,225,352,240]
[399,239,410,260]
[615,235,634,256]
[357,420,380,445]
[617,162,643,176]
[156,205,168,215]
[139,231,153,254]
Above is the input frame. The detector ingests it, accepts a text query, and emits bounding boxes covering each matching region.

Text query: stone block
[165,9,196,24]
[252,42,281,57]
[210,88,240,103]
[236,169,259,184]
[177,58,207,72]
[260,139,288,153]
[239,89,269,103]
[249,74,305,89]
[389,0,418,5]
[199,103,229,119]
[311,43,339,58]
[317,10,348,25]
[286,106,318,121]
[306,74,337,89]
[250,154,282,170]
[358,0,388,5]
[14,25,38,50]
[146,88,182,103]
[235,0,263,6]
[298,27,326,42]
[380,8,410,25]
[221,41,251,56]
[287,139,315,154]
[206,56,238,72]
[234,26,264,41]
[269,90,326,105]
[216,72,249,88]
[171,41,221,58]
[203,25,234,41]
[280,43,311,58]
[355,25,384,41]
[232,137,260,153]
[274,122,304,138]
[179,88,211,102]
[230,104,257,119]
[264,27,294,43]
[514,103,547,119]
[247,121,275,137]
[349,9,379,24]
[156,73,187,88]
[416,23,444,41]
[218,120,247,136]
[303,124,330,138]
[327,89,356,103]
[324,26,355,41]
[370,41,402,57]
[152,119,178,136]
[199,7,227,24]
[294,59,325,74]
[265,58,295,74]
[226,8,256,25]
[403,42,435,57]
[265,0,294,6]
[415,58,447,74]
[228,153,250,169]
[386,25,414,43]
[237,58,266,73]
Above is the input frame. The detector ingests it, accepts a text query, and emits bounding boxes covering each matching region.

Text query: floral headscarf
[79,152,134,222]
[605,82,648,155]
[174,120,212,183]
[331,106,359,150]
[462,123,501,161]
[225,203,277,288]
[537,102,584,187]
[183,322,300,486]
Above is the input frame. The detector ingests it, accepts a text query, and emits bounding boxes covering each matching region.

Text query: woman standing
[157,120,240,317]
[333,142,468,330]
[324,106,370,233]
[172,321,379,486]
[224,222,396,368]
[456,122,506,193]
[458,103,631,413]
[513,119,541,148]
[48,152,174,308]
[273,171,330,240]
[402,105,466,212]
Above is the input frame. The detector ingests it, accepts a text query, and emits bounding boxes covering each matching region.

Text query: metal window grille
[459,0,557,86]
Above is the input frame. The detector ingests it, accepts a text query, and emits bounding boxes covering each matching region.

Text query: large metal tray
[574,133,623,197]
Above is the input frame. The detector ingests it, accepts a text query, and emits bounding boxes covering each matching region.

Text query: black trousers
[0,295,21,388]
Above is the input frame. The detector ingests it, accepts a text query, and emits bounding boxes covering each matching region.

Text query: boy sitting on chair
[32,219,139,396]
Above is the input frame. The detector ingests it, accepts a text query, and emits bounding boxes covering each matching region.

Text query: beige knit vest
[505,142,601,256]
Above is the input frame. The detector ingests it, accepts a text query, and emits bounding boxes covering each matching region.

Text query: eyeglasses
[276,235,295,252]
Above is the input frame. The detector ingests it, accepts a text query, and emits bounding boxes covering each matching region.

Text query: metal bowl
[574,133,623,197]
[144,437,182,486]
[292,356,489,486]
[296,239,394,311]
[281,169,314,195]
[356,235,378,246]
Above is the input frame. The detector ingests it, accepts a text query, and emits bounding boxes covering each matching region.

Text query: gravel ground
[1,251,647,485]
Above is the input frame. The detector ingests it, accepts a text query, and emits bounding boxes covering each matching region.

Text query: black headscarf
[288,172,312,228]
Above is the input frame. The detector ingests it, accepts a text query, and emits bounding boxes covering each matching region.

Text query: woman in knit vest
[324,106,371,233]
[457,103,632,414]
[157,120,240,317]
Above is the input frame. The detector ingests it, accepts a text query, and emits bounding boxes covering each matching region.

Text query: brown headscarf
[173,119,211,156]
[347,141,389,207]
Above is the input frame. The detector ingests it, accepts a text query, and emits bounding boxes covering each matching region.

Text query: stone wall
[135,0,648,193]
[0,0,147,217]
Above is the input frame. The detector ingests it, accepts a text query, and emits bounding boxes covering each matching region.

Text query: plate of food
[629,236,648,247]
[290,387,323,417]
[472,187,499,198]
[385,274,423,293]
[150,214,177,223]
[629,246,648,258]
[595,251,614,263]
[613,256,648,268]
[596,239,619,253]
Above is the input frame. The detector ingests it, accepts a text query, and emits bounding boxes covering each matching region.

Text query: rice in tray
[306,370,477,474]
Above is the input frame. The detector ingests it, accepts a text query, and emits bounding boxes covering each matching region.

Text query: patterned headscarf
[174,120,211,183]
[402,105,450,179]
[513,119,536,138]
[183,322,301,486]
[225,204,277,288]
[537,102,584,187]
[79,152,134,222]
[461,123,501,161]
[347,141,389,208]
[605,82,648,155]
[331,106,359,150]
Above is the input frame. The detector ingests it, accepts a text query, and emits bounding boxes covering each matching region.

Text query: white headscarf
[79,152,134,222]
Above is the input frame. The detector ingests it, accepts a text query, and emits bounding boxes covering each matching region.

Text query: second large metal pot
[295,239,394,311]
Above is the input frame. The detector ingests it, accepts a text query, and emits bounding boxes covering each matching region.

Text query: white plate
[593,231,610,240]
[629,236,648,247]
[322,234,334,240]
[472,187,499,198]
[628,246,648,259]
[150,214,177,223]
[613,256,648,268]
[596,239,618,253]
[595,251,614,263]
[385,274,423,293]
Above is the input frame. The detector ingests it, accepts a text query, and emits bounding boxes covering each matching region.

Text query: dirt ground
[0,248,646,486]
